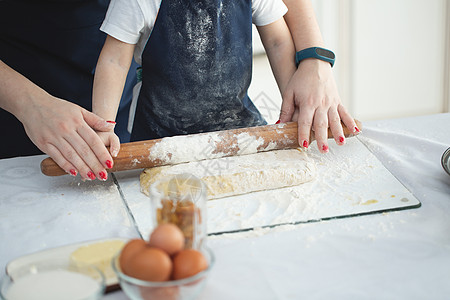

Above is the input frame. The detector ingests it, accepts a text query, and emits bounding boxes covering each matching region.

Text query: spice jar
[149,173,207,249]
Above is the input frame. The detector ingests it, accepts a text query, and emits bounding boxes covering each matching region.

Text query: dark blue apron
[130,0,266,141]
[0,0,137,158]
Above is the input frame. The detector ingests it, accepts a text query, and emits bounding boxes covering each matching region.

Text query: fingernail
[302,140,309,148]
[111,149,119,157]
[87,171,96,180]
[106,120,116,124]
[322,144,329,152]
[106,160,113,169]
[69,169,77,176]
[354,126,361,133]
[339,136,345,144]
[99,171,108,181]
[275,120,281,124]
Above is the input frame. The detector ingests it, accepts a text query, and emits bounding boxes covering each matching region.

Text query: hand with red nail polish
[105,160,113,169]
[87,171,96,180]
[98,171,108,181]
[1,59,119,181]
[277,56,359,152]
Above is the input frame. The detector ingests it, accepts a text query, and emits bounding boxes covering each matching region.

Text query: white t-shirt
[101,0,288,64]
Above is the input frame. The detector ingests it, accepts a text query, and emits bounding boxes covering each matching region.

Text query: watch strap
[295,47,335,67]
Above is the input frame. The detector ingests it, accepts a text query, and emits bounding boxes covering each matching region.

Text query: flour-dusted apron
[130,0,266,141]
[0,0,137,158]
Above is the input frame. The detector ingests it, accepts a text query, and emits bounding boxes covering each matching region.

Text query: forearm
[282,0,324,51]
[265,40,297,94]
[93,36,134,121]
[0,60,52,122]
[92,62,126,121]
[279,0,358,152]
[257,19,297,94]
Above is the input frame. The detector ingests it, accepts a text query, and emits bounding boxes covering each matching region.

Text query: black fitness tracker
[295,47,335,67]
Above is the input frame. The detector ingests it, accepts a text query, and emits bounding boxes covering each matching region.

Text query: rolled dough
[140,149,316,199]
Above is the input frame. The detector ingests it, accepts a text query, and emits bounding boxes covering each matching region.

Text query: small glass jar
[149,173,207,249]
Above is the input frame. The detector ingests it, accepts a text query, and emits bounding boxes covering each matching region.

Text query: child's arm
[93,35,135,155]
[257,18,297,96]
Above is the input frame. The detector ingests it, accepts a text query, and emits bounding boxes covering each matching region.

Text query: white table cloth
[1,113,449,300]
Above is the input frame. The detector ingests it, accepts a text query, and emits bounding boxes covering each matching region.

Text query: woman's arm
[282,0,324,50]
[281,0,359,153]
[0,60,115,180]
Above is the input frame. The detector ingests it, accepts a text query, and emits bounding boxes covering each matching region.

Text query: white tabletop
[1,113,449,300]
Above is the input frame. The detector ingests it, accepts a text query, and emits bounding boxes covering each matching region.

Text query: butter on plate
[70,239,125,281]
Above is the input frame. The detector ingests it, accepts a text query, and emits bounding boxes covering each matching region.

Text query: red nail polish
[69,169,77,176]
[106,160,113,169]
[303,140,309,148]
[322,144,329,152]
[87,171,96,180]
[339,136,345,144]
[275,120,281,124]
[107,120,116,124]
[355,126,360,133]
[99,171,107,180]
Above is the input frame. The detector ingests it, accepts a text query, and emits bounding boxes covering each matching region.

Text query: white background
[249,0,450,124]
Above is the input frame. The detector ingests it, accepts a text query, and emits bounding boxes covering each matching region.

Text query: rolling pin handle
[40,157,66,176]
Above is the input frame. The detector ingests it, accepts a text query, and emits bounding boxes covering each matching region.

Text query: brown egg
[126,247,172,281]
[148,223,185,256]
[172,249,208,280]
[119,239,147,275]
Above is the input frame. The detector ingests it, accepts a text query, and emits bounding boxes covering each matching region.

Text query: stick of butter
[70,239,125,281]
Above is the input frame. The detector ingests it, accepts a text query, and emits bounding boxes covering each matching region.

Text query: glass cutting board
[113,137,421,237]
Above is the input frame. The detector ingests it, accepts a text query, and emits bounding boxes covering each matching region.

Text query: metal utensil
[441,147,450,176]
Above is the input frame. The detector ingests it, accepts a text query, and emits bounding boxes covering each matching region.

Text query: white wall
[249,0,450,123]
[350,0,448,120]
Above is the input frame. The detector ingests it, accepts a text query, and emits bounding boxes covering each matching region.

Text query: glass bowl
[112,247,214,300]
[0,257,105,300]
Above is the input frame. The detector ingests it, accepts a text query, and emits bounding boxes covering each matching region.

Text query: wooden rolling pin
[41,120,361,176]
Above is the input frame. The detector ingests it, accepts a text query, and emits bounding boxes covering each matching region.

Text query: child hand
[97,129,121,159]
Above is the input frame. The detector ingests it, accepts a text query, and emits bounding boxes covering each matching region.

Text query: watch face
[316,48,335,59]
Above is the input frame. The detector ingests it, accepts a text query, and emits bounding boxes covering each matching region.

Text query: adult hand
[279,59,360,153]
[21,95,117,181]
